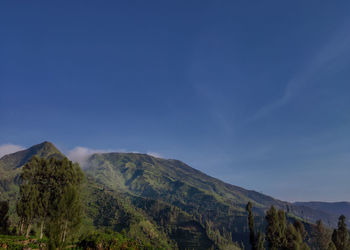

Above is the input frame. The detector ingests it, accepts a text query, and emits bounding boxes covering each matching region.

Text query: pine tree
[332,215,350,250]
[246,201,256,250]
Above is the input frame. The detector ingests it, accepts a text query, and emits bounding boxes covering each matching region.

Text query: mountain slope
[295,201,350,220]
[83,152,339,241]
[0,141,63,172]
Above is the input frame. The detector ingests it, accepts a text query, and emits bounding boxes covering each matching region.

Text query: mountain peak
[0,141,64,171]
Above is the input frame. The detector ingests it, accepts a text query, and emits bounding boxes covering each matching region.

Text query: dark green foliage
[256,232,265,250]
[17,156,84,248]
[83,178,176,249]
[246,201,265,250]
[16,183,39,236]
[246,201,256,250]
[285,223,310,250]
[265,206,310,250]
[331,215,350,250]
[313,220,331,250]
[77,230,153,249]
[266,206,287,249]
[0,201,10,234]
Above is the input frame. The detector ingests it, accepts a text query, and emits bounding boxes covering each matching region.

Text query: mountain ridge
[294,201,350,219]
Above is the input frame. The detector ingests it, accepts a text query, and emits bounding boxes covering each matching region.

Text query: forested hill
[0,141,344,248]
[83,152,339,227]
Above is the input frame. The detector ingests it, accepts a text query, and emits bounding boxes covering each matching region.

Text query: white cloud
[147,152,162,158]
[67,147,109,167]
[67,147,163,166]
[0,144,25,158]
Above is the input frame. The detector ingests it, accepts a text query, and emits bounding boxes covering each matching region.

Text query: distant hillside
[294,201,350,220]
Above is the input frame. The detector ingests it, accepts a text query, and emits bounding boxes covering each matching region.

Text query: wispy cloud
[0,144,25,158]
[247,24,350,123]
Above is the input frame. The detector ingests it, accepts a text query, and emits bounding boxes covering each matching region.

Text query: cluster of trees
[16,156,84,248]
[265,206,309,250]
[247,202,350,250]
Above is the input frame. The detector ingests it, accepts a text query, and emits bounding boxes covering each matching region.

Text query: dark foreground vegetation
[0,142,349,249]
[246,201,350,250]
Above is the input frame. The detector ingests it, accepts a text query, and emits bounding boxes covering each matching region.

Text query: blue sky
[1,1,350,202]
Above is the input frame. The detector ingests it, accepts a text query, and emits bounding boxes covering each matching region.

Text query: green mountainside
[84,152,338,228]
[0,141,343,249]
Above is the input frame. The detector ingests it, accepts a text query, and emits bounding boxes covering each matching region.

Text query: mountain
[83,152,339,237]
[294,201,350,220]
[0,141,63,172]
[0,141,344,249]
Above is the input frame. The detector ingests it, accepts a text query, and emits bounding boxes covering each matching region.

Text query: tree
[246,201,256,250]
[286,223,310,250]
[313,220,331,250]
[256,231,265,250]
[266,206,287,250]
[18,157,53,239]
[17,156,84,247]
[17,183,39,237]
[332,215,350,250]
[44,158,84,249]
[0,201,10,234]
[294,219,307,241]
